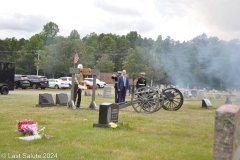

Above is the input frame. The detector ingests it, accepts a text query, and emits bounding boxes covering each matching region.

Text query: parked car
[27,75,49,89]
[48,79,69,89]
[85,80,98,89]
[14,74,30,89]
[58,77,72,88]
[84,78,106,88]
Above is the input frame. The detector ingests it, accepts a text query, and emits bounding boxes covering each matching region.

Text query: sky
[0,0,239,42]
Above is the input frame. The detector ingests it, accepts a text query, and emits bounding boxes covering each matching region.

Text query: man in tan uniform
[74,64,86,108]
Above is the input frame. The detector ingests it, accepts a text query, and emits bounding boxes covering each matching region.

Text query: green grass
[0,90,240,160]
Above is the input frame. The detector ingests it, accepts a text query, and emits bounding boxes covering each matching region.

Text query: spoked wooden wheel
[153,89,164,112]
[162,88,184,111]
[131,87,160,113]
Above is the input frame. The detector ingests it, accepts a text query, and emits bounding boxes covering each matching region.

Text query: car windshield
[60,77,71,81]
[17,76,28,80]
[40,77,47,80]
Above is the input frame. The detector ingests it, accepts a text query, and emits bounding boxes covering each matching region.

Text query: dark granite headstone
[108,103,119,123]
[36,93,56,107]
[93,103,121,128]
[56,93,68,106]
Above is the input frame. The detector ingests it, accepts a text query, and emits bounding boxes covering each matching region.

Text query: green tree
[141,37,154,50]
[40,21,60,45]
[153,35,164,55]
[68,29,80,40]
[122,48,148,84]
[99,35,116,53]
[17,34,44,74]
[83,32,99,53]
[126,31,142,48]
[95,54,115,72]
[44,38,95,77]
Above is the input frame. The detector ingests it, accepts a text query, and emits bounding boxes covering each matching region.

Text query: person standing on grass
[117,70,129,103]
[74,64,85,108]
[112,71,122,103]
[136,72,146,89]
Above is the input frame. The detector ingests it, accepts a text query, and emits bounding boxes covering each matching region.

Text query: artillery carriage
[118,86,184,113]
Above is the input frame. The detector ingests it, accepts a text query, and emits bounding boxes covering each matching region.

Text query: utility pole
[36,50,41,76]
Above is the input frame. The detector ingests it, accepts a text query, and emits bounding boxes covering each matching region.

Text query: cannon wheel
[162,88,184,111]
[153,88,164,112]
[131,87,161,113]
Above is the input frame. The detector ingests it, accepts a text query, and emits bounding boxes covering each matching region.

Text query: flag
[74,53,79,64]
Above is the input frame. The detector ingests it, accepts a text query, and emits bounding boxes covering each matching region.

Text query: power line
[0,50,36,53]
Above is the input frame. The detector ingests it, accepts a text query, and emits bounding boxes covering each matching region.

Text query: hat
[140,72,145,75]
[77,64,83,69]
[117,71,122,74]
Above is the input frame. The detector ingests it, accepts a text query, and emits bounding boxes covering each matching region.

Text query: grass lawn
[0,89,239,160]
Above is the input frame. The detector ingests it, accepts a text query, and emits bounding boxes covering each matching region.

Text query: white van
[58,77,72,88]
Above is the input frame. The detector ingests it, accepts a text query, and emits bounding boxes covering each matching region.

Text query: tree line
[0,21,240,90]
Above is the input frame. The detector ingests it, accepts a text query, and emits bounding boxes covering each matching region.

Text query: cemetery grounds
[0,89,240,160]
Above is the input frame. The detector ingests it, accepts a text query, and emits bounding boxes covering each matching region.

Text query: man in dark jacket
[111,71,121,103]
[136,72,146,89]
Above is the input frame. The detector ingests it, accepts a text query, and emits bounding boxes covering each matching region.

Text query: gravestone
[225,95,233,104]
[84,91,92,96]
[198,90,207,100]
[183,91,188,98]
[213,104,240,160]
[191,90,197,97]
[93,103,121,128]
[36,93,56,107]
[102,86,111,98]
[202,99,212,108]
[56,93,68,106]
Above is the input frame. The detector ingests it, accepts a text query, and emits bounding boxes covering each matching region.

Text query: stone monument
[213,104,240,160]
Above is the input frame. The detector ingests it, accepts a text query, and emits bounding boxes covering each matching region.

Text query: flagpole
[71,52,75,104]
[74,50,76,68]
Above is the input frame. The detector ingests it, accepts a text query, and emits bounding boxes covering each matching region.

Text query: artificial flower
[109,122,118,128]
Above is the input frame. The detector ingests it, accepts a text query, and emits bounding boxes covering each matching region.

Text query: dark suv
[27,75,49,89]
[14,74,30,89]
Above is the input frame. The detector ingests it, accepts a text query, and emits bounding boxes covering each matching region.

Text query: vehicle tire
[54,85,59,89]
[1,86,9,95]
[15,83,18,89]
[97,84,100,88]
[32,84,37,89]
[40,87,45,89]
[22,87,27,89]
[69,84,72,89]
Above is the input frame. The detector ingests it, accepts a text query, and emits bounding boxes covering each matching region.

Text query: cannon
[118,86,184,113]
